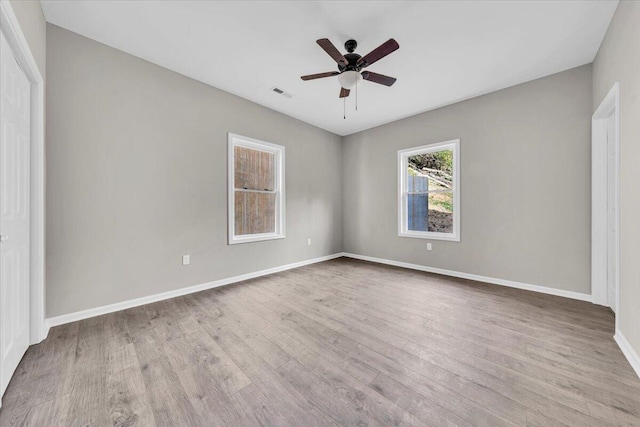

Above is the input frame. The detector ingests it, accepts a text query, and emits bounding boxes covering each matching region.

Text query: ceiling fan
[301,38,399,98]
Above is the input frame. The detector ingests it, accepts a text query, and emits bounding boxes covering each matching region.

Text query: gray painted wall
[342,65,593,294]
[9,0,45,78]
[45,19,600,320]
[593,1,640,359]
[46,25,343,317]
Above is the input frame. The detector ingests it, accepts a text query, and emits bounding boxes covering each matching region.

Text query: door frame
[591,82,619,324]
[0,1,47,345]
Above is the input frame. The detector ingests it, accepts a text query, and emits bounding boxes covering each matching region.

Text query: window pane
[428,192,453,233]
[406,174,429,193]
[407,193,429,231]
[234,146,275,191]
[407,192,453,233]
[235,191,276,235]
[407,149,453,192]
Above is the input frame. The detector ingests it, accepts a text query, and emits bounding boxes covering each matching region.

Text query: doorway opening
[591,82,620,321]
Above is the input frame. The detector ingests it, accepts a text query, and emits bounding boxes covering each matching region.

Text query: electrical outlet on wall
[307,238,311,246]
[427,243,432,251]
[182,255,190,265]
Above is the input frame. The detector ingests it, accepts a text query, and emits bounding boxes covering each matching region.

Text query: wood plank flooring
[1,258,639,426]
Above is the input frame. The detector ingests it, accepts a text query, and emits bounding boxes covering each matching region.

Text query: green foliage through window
[408,149,453,175]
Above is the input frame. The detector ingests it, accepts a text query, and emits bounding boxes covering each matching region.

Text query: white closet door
[0,30,31,398]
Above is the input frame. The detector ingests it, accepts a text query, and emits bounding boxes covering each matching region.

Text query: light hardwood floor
[1,258,639,426]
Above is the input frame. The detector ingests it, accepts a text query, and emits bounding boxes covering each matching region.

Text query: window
[228,133,285,244]
[398,139,460,241]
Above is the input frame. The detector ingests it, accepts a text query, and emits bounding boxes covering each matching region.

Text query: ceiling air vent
[271,86,293,98]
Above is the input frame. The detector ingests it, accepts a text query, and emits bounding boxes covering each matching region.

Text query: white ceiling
[41,1,618,136]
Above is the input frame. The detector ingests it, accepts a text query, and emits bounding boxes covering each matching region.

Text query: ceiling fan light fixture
[337,70,363,90]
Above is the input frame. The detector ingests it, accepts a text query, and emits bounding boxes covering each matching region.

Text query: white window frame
[398,139,460,241]
[228,133,285,244]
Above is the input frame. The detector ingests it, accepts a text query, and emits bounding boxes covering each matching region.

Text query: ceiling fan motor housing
[337,39,362,72]
[339,53,363,72]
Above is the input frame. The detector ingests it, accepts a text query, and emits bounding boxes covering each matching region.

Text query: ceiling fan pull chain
[343,96,346,119]
[356,83,358,111]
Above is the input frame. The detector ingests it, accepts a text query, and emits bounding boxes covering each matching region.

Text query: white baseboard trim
[342,252,592,302]
[46,253,344,328]
[46,251,594,329]
[614,330,640,379]
[41,320,51,342]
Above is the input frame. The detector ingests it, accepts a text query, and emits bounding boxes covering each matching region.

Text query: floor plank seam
[2,258,639,427]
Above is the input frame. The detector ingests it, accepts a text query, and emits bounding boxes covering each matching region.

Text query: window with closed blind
[228,133,285,244]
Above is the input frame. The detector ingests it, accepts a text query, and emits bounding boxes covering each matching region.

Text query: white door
[0,30,31,397]
[606,114,617,313]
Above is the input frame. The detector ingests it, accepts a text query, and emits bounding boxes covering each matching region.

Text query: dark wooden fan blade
[362,71,397,86]
[317,38,348,66]
[339,88,350,98]
[357,38,399,68]
[301,71,340,81]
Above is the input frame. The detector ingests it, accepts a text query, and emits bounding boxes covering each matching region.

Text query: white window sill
[398,231,460,242]
[229,233,285,245]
